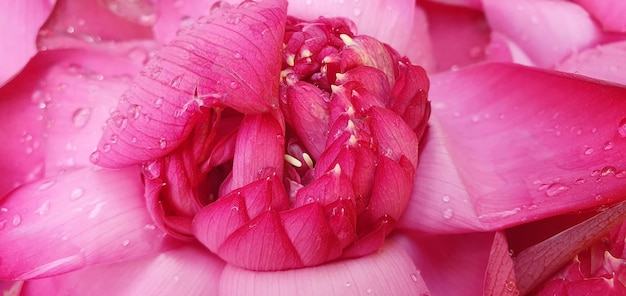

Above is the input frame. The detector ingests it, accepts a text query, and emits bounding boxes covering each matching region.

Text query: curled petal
[95,0,288,168]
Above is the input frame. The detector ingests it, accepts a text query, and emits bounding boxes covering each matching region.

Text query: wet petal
[484,232,519,295]
[0,168,178,280]
[219,236,429,296]
[0,0,53,85]
[404,7,436,72]
[95,0,288,168]
[483,0,601,67]
[556,41,626,86]
[22,245,224,295]
[400,63,626,233]
[425,0,482,10]
[287,0,416,56]
[38,0,153,50]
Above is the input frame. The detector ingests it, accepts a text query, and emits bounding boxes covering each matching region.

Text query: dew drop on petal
[233,52,242,59]
[34,200,51,215]
[90,151,101,164]
[70,187,85,200]
[584,147,594,155]
[545,183,570,197]
[142,160,162,180]
[227,13,244,24]
[158,137,167,149]
[72,108,92,128]
[410,273,419,282]
[601,166,616,176]
[154,97,164,108]
[229,81,240,89]
[121,239,130,247]
[345,281,351,288]
[618,118,626,137]
[616,171,626,178]
[604,141,615,151]
[442,195,451,203]
[102,143,112,153]
[442,208,454,219]
[170,75,183,89]
[38,180,56,191]
[12,214,21,226]
[127,104,142,120]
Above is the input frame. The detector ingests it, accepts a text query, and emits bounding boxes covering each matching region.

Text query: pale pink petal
[219,236,429,295]
[482,0,601,68]
[419,1,491,72]
[152,0,229,44]
[0,168,178,280]
[21,245,224,295]
[0,281,22,295]
[287,0,416,56]
[0,0,53,86]
[484,32,535,66]
[399,231,494,296]
[573,0,626,33]
[94,0,287,168]
[556,41,626,86]
[399,63,626,233]
[405,6,436,72]
[37,0,153,51]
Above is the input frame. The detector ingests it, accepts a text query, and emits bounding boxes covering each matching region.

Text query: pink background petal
[400,63,626,233]
[219,236,429,295]
[483,0,601,68]
[0,0,54,86]
[22,245,224,295]
[556,40,626,86]
[0,168,178,280]
[573,0,626,33]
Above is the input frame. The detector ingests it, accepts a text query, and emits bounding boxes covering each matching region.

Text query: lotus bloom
[2,0,626,295]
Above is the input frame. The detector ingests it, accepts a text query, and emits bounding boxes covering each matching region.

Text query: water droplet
[0,220,7,230]
[12,215,21,226]
[90,151,101,164]
[442,195,451,203]
[233,52,242,59]
[442,208,454,219]
[229,81,240,89]
[108,113,128,130]
[170,75,183,89]
[121,239,130,246]
[154,97,164,108]
[110,134,119,144]
[584,147,594,155]
[144,224,156,230]
[39,180,56,191]
[158,137,167,149]
[70,187,84,200]
[574,178,586,185]
[410,273,419,282]
[72,108,92,128]
[618,118,626,138]
[88,202,106,219]
[142,160,162,180]
[127,47,149,65]
[353,8,361,16]
[366,288,372,294]
[604,141,615,151]
[102,143,112,153]
[34,200,51,215]
[231,206,239,212]
[173,275,180,282]
[127,104,142,120]
[504,280,516,292]
[545,183,570,197]
[616,171,626,178]
[601,166,616,176]
[131,136,138,143]
[227,13,244,24]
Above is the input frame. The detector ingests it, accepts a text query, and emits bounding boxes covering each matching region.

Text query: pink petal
[573,0,626,33]
[94,0,287,168]
[484,32,535,66]
[484,232,519,295]
[0,0,53,85]
[399,63,626,233]
[22,245,225,295]
[482,0,601,68]
[556,41,626,86]
[287,0,417,56]
[152,0,229,44]
[0,281,22,295]
[0,168,178,280]
[419,1,491,72]
[37,0,153,51]
[399,231,494,296]
[219,236,429,295]
[405,6,436,72]
[424,0,482,10]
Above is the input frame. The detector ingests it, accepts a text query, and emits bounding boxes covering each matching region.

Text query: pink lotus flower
[2,0,626,295]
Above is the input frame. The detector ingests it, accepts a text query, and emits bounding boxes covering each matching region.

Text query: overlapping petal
[0,168,179,280]
[21,245,224,295]
[94,0,288,168]
[573,0,626,33]
[400,63,626,233]
[556,41,626,86]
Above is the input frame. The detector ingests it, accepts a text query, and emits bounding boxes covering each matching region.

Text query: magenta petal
[22,245,225,295]
[484,232,519,295]
[0,168,178,280]
[219,236,429,295]
[287,0,416,56]
[0,0,53,85]
[483,0,601,67]
[95,0,287,168]
[400,63,626,233]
